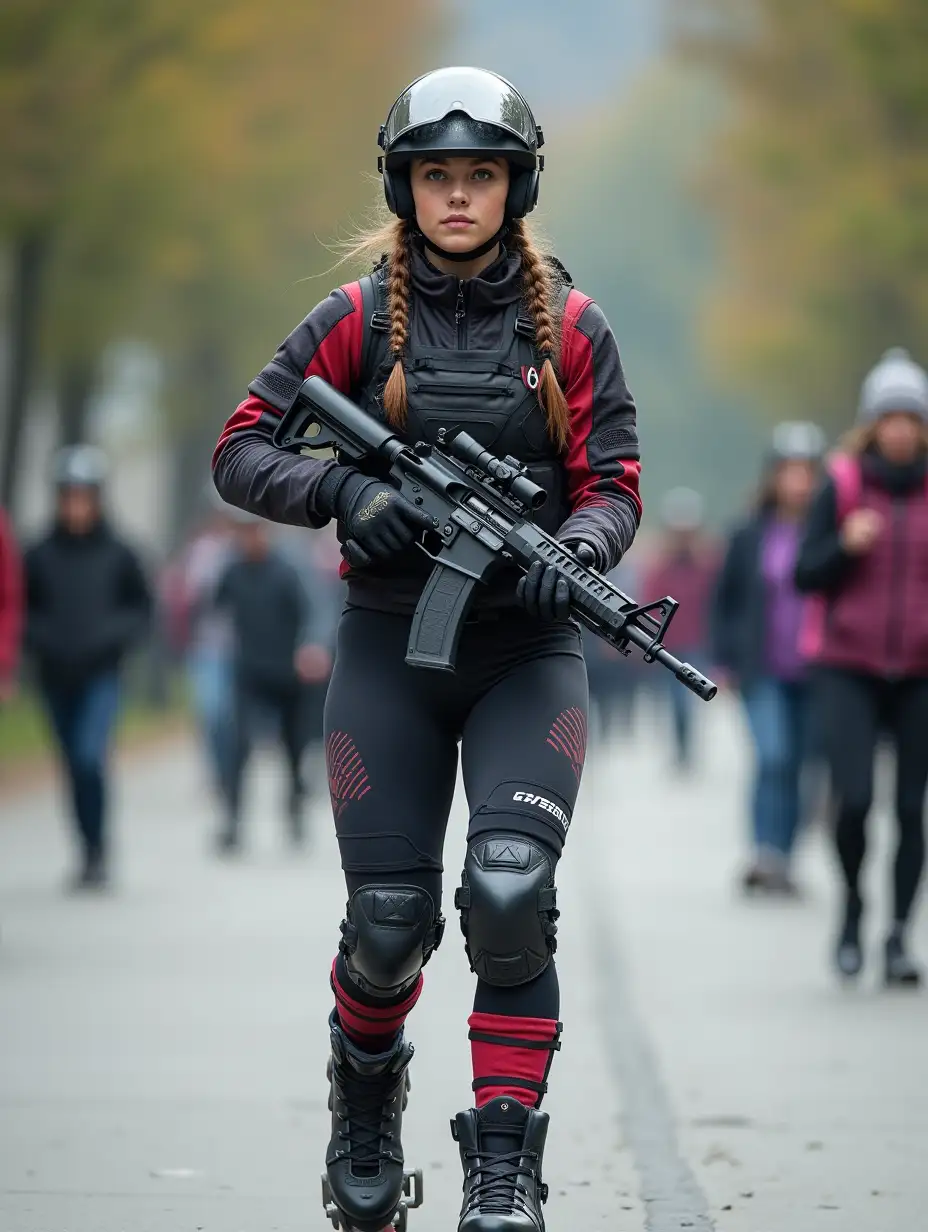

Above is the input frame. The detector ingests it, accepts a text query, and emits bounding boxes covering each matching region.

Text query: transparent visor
[383,68,538,152]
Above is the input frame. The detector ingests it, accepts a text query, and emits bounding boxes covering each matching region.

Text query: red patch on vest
[521,364,540,392]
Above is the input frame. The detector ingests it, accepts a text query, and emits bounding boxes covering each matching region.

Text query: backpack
[797,454,864,662]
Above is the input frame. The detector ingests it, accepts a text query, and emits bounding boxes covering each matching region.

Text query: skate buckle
[320,1169,423,1232]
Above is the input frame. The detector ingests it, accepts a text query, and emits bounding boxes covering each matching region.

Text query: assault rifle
[255,371,717,700]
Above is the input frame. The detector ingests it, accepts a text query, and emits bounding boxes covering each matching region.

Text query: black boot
[324,1010,417,1232]
[835,890,863,979]
[452,1097,548,1232]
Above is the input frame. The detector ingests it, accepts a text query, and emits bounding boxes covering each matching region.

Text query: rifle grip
[406,565,478,672]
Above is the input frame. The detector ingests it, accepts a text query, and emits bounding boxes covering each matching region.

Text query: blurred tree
[673,0,928,427]
[544,66,767,525]
[0,1,438,524]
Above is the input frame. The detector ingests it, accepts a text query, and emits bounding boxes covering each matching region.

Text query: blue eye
[425,168,446,181]
[473,168,494,181]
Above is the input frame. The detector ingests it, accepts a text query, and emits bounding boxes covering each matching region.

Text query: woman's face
[410,156,509,257]
[873,411,924,464]
[773,459,817,514]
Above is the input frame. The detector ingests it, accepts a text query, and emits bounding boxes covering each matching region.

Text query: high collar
[862,446,928,495]
[52,518,109,544]
[408,239,524,314]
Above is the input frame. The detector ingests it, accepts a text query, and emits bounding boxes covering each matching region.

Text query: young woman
[796,347,928,986]
[711,422,824,895]
[212,68,641,1232]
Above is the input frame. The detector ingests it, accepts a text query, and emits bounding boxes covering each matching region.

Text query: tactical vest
[351,258,574,537]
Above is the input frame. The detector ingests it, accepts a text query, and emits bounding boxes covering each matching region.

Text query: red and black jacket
[213,244,641,611]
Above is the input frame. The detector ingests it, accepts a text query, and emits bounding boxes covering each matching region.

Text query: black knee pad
[454,834,559,987]
[338,884,444,998]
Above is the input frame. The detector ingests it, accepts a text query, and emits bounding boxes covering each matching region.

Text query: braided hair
[507,218,571,451]
[379,216,571,450]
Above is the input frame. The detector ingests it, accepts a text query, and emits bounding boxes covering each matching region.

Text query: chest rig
[353,257,573,536]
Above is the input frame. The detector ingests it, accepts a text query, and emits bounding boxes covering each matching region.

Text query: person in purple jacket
[796,348,928,986]
[712,422,825,896]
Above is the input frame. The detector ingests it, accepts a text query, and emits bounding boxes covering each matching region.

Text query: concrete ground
[1,692,926,1232]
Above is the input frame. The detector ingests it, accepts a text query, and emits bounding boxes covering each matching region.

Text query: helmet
[52,444,108,489]
[660,486,705,532]
[770,421,826,462]
[858,347,928,423]
[378,67,544,222]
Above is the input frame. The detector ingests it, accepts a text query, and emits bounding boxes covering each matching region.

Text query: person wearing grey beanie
[796,346,928,986]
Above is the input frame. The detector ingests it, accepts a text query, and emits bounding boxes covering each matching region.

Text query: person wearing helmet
[796,348,928,986]
[711,422,825,896]
[643,488,718,771]
[23,445,151,891]
[213,67,641,1232]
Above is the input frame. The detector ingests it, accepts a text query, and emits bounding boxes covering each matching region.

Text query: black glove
[516,541,597,621]
[334,471,435,567]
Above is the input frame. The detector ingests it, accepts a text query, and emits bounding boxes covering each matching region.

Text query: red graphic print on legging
[546,707,587,782]
[325,731,371,820]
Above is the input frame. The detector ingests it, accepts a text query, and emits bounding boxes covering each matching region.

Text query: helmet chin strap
[419,224,508,264]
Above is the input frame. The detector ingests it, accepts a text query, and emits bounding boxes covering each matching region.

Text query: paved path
[1,694,925,1231]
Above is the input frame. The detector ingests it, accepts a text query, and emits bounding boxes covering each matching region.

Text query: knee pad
[339,884,444,998]
[454,834,558,987]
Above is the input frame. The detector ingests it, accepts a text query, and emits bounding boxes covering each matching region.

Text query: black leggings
[819,670,928,925]
[324,605,588,1019]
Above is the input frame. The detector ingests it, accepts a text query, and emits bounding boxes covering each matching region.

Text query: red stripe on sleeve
[560,290,596,510]
[560,290,642,520]
[213,284,364,466]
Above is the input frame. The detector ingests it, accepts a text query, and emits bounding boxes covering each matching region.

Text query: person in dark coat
[24,446,152,889]
[214,511,330,851]
[712,422,825,895]
[796,348,928,985]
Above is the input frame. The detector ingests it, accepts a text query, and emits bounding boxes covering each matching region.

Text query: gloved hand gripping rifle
[253,370,716,700]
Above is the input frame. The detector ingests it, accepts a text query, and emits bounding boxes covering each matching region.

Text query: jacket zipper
[887,496,906,675]
[455,280,466,348]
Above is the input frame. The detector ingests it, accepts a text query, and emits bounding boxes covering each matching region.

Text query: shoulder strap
[826,453,862,523]
[359,257,390,388]
[514,256,575,353]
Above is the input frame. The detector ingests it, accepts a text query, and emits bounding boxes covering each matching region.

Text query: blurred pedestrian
[23,446,152,890]
[0,505,23,704]
[796,348,928,985]
[644,488,717,770]
[583,554,643,742]
[214,510,330,852]
[712,422,825,895]
[172,488,236,798]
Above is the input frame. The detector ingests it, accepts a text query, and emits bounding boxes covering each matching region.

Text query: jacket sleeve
[0,510,23,684]
[709,526,746,670]
[794,477,855,593]
[555,296,641,572]
[212,284,365,527]
[104,545,152,656]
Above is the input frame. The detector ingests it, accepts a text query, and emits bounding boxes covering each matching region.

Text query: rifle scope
[449,431,547,511]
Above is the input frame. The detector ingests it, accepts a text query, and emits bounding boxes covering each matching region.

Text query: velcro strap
[537,887,557,912]
[468,1030,561,1052]
[472,1076,548,1095]
[454,885,470,910]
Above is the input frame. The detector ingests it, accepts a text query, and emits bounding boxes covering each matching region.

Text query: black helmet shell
[378,67,544,220]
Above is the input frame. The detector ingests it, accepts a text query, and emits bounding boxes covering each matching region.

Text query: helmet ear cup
[506,167,540,220]
[382,167,415,220]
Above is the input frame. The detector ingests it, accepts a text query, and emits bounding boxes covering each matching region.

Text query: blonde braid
[509,218,571,451]
[382,219,413,428]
